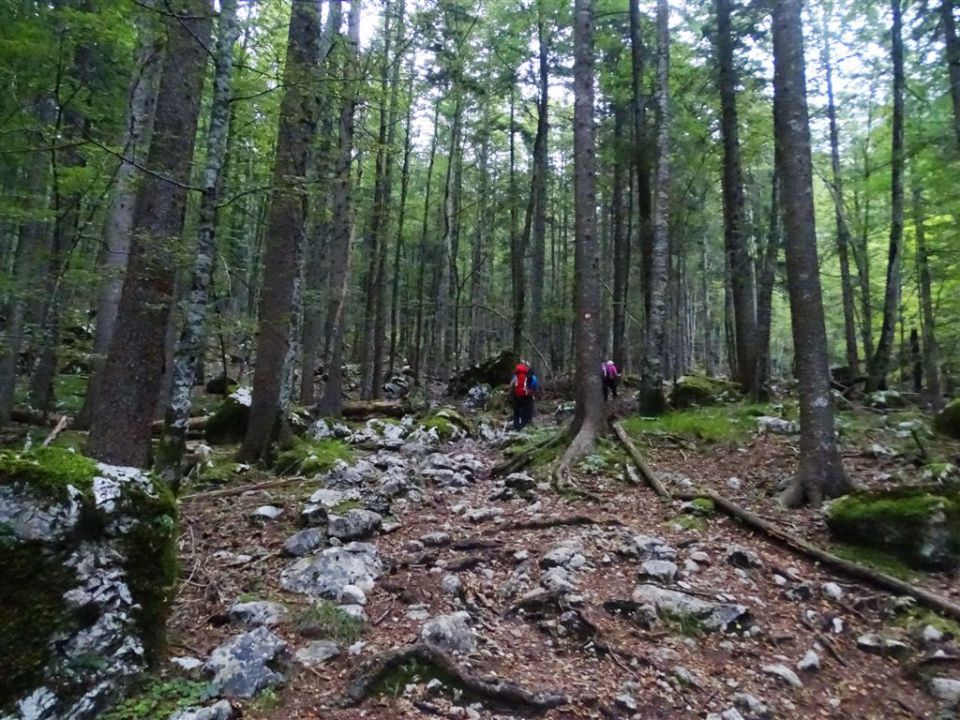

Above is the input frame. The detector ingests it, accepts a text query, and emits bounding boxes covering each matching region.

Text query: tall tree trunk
[412,100,440,384]
[699,238,714,376]
[754,168,780,400]
[530,0,550,357]
[912,185,942,409]
[629,0,653,325]
[388,55,415,378]
[853,95,876,363]
[469,122,490,362]
[772,0,850,508]
[611,104,629,369]
[715,0,758,395]
[438,93,463,377]
[360,0,398,399]
[0,101,53,424]
[87,0,212,467]
[822,14,860,376]
[75,20,162,428]
[867,0,904,392]
[317,0,361,417]
[156,0,240,484]
[638,0,671,416]
[557,0,605,483]
[942,0,960,147]
[509,89,524,355]
[240,0,322,458]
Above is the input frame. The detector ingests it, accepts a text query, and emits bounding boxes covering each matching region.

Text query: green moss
[117,477,178,660]
[933,399,960,440]
[659,610,704,637]
[827,487,960,571]
[100,676,208,720]
[332,499,363,513]
[831,543,915,580]
[0,543,78,706]
[686,497,716,515]
[273,438,354,476]
[371,656,466,699]
[670,375,738,409]
[204,395,250,445]
[0,447,98,499]
[293,601,365,643]
[898,608,960,637]
[669,514,706,531]
[623,404,772,445]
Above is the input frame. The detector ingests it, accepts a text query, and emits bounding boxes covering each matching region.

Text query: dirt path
[168,419,955,720]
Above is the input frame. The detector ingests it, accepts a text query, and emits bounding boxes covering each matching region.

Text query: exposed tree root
[611,426,960,623]
[498,515,623,532]
[339,641,568,711]
[609,420,670,499]
[552,422,599,490]
[676,489,960,623]
[491,429,569,477]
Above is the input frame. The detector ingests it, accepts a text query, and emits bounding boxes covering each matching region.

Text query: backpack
[602,362,618,379]
[513,365,532,398]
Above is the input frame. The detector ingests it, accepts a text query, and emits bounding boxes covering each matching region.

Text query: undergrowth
[274,438,354,476]
[101,677,207,720]
[623,404,774,444]
[293,600,365,643]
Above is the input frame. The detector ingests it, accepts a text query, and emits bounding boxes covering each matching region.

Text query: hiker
[601,359,621,401]
[510,360,539,430]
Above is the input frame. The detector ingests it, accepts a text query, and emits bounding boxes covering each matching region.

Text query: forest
[1,0,960,718]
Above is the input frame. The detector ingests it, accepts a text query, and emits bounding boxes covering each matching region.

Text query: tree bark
[867,0,905,392]
[772,0,850,507]
[87,0,212,467]
[530,1,550,358]
[556,0,605,484]
[240,0,322,459]
[509,89,524,356]
[822,14,860,377]
[912,185,942,409]
[638,0,671,417]
[156,0,240,484]
[411,100,440,385]
[942,0,960,147]
[75,16,162,429]
[629,0,653,326]
[611,104,630,370]
[754,168,780,400]
[715,0,758,395]
[317,0,361,417]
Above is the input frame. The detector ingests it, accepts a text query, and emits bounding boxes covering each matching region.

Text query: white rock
[762,663,803,688]
[339,584,367,605]
[928,677,960,703]
[821,582,843,601]
[797,649,821,672]
[922,625,944,643]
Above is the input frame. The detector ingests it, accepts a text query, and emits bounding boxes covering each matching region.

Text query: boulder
[825,488,959,571]
[295,641,341,668]
[928,677,960,704]
[0,450,177,719]
[382,374,410,399]
[170,700,237,720]
[280,543,382,599]
[283,528,325,557]
[421,612,476,654]
[868,389,906,410]
[327,509,383,541]
[465,384,492,409]
[631,584,750,633]
[203,626,287,699]
[670,375,738,409]
[448,348,519,395]
[228,601,287,628]
[934,399,960,440]
[205,388,251,444]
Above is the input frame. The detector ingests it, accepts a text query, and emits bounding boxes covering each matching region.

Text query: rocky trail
[159,408,960,720]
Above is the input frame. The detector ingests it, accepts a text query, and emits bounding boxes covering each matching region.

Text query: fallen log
[491,429,568,477]
[609,420,670,499]
[341,399,408,419]
[676,488,960,623]
[9,407,64,427]
[339,641,567,710]
[180,474,313,502]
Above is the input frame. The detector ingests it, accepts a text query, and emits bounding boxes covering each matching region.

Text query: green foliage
[831,543,915,581]
[273,438,354,476]
[0,446,98,499]
[686,497,716,516]
[293,601,365,643]
[659,610,704,637]
[669,514,706,532]
[623,404,773,444]
[669,375,739,409]
[100,677,208,720]
[371,656,464,699]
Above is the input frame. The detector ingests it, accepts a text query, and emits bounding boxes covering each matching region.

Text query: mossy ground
[831,543,916,580]
[622,403,776,445]
[371,655,466,700]
[669,375,739,409]
[273,438,354,476]
[100,676,207,720]
[204,395,250,445]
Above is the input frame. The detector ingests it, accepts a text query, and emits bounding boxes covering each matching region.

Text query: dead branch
[339,641,567,710]
[610,420,670,499]
[180,474,312,501]
[41,414,70,448]
[498,515,624,532]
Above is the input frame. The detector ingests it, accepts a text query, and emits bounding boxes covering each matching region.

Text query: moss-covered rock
[826,488,960,571]
[933,399,960,440]
[0,454,178,718]
[669,375,739,409]
[447,348,519,395]
[204,388,251,445]
[273,438,355,476]
[420,408,472,439]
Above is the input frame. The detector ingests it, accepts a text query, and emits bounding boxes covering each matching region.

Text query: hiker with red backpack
[601,360,621,401]
[510,360,539,430]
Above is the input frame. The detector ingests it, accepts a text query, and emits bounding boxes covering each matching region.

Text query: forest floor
[127,387,960,720]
